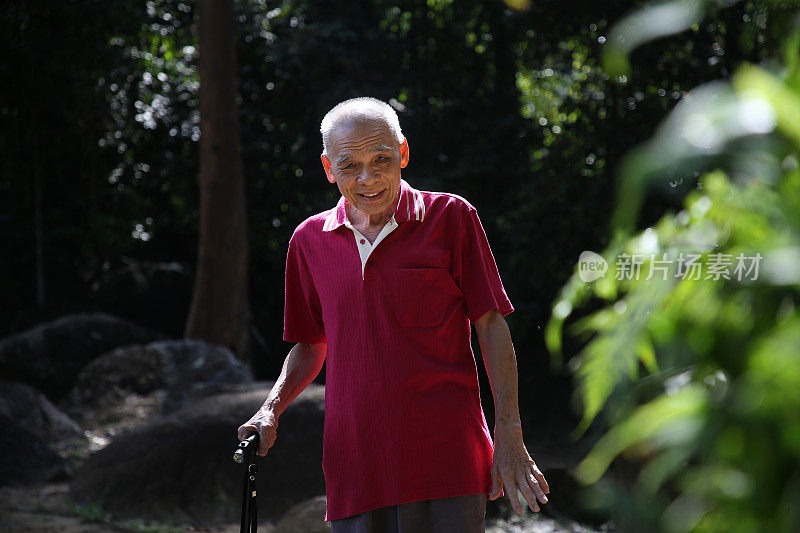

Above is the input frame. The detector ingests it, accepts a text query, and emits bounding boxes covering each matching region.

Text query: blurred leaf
[576,385,706,484]
[637,334,659,374]
[573,267,676,434]
[503,0,531,11]
[602,0,706,77]
[732,63,800,146]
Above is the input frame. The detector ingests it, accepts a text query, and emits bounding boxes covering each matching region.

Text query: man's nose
[357,166,377,184]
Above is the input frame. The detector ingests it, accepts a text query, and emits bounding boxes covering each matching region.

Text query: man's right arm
[237,341,327,455]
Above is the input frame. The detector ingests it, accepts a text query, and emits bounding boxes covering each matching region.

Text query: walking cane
[233,433,260,533]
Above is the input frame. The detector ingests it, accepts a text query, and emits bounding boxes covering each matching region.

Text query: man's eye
[376,156,390,162]
[342,163,355,169]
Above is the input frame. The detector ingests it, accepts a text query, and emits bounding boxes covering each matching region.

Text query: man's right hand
[238,409,279,456]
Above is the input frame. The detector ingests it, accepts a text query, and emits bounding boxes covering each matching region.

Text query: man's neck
[346,203,394,231]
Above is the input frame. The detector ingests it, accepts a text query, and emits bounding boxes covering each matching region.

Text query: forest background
[2,0,799,530]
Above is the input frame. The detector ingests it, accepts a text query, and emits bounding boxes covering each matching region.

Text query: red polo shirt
[283,179,513,521]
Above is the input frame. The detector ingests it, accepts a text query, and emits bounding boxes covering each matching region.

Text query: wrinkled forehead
[328,115,398,157]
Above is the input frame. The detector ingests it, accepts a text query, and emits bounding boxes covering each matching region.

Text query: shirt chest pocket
[394,267,448,327]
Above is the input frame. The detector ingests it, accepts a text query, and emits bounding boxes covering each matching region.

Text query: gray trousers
[330,493,487,533]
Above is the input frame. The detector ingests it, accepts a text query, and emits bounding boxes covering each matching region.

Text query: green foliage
[67,500,183,531]
[122,518,185,533]
[548,0,800,530]
[67,500,110,523]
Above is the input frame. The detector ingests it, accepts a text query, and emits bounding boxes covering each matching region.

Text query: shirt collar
[322,179,425,232]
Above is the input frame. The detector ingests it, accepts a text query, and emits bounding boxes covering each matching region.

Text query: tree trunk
[184,0,250,359]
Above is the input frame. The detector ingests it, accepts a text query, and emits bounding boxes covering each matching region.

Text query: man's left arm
[474,309,550,514]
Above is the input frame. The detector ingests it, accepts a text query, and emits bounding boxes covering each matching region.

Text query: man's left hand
[488,423,550,513]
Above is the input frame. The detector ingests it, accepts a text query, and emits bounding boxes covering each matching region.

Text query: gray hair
[320,97,404,155]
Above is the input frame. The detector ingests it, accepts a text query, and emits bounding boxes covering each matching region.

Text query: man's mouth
[359,189,385,199]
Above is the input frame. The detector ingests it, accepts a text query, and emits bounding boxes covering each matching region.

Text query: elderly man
[239,97,549,532]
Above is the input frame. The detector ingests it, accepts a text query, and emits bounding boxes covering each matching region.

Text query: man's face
[321,118,409,219]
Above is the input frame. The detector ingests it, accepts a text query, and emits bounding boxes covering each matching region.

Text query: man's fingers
[522,468,548,505]
[532,463,550,494]
[500,470,523,514]
[258,430,277,456]
[516,471,540,513]
[238,411,281,456]
[238,424,257,441]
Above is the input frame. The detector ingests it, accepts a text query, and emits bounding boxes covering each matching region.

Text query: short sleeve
[454,205,514,323]
[283,234,326,343]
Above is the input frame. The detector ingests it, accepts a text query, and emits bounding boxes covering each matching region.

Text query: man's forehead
[335,143,394,164]
[329,120,398,156]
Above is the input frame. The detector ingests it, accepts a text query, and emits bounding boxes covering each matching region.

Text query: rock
[0,414,69,485]
[0,313,163,400]
[272,495,330,533]
[487,511,605,532]
[62,339,253,431]
[70,382,326,525]
[0,380,82,486]
[0,380,81,484]
[0,380,82,445]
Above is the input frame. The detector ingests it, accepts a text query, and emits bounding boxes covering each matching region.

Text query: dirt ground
[0,483,248,533]
[0,481,607,533]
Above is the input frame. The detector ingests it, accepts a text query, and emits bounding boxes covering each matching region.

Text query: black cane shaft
[249,463,258,533]
[240,472,249,533]
[237,433,260,533]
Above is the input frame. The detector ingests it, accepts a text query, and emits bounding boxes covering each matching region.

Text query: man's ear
[399,138,410,169]
[321,154,335,183]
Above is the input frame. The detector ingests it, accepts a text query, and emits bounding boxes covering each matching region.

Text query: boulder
[0,415,69,485]
[70,382,326,525]
[0,380,82,445]
[486,511,603,532]
[0,313,163,400]
[0,380,81,486]
[62,339,253,431]
[272,495,330,532]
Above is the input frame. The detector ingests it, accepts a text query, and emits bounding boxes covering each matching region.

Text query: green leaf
[573,262,677,434]
[637,335,659,374]
[732,63,800,147]
[602,0,706,78]
[576,385,706,484]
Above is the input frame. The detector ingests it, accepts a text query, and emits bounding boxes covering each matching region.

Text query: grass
[66,500,110,523]
[121,518,185,533]
[66,500,185,532]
